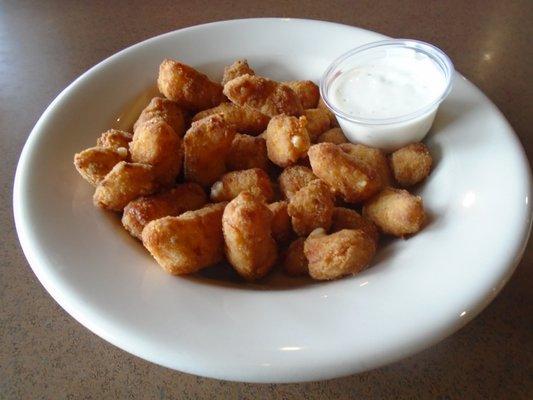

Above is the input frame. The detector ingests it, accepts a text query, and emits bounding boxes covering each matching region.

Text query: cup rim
[319,39,455,125]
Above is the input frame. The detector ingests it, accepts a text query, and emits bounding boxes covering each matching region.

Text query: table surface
[1,0,532,398]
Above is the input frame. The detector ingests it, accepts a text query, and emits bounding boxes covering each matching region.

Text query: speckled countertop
[1,1,532,398]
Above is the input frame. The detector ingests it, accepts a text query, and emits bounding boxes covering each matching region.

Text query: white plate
[13,18,532,383]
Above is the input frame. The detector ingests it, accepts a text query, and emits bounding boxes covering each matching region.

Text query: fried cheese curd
[265,114,310,167]
[268,200,292,244]
[226,134,269,172]
[210,168,274,202]
[287,179,334,236]
[304,228,376,280]
[74,57,436,284]
[93,162,157,211]
[284,80,320,109]
[316,127,348,145]
[390,142,433,187]
[142,202,227,275]
[302,108,331,141]
[282,238,308,277]
[331,207,379,244]
[222,59,255,85]
[192,102,269,135]
[158,59,226,110]
[278,165,317,199]
[308,143,382,203]
[122,183,207,239]
[318,97,339,127]
[339,143,392,187]
[96,129,133,150]
[183,114,236,187]
[363,187,426,237]
[223,74,303,117]
[129,117,183,185]
[133,96,187,136]
[222,192,277,281]
[74,146,128,186]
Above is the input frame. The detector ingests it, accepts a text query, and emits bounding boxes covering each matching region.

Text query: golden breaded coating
[222,192,277,281]
[283,238,308,276]
[210,168,274,202]
[340,143,392,187]
[96,129,133,150]
[390,143,433,187]
[157,59,226,110]
[317,127,348,144]
[142,202,227,275]
[308,143,382,203]
[363,187,426,237]
[223,74,303,117]
[278,165,317,199]
[133,97,187,136]
[74,146,128,186]
[318,97,339,127]
[265,115,310,167]
[226,134,269,172]
[222,59,255,86]
[302,108,331,141]
[268,201,292,244]
[287,179,334,236]
[183,114,236,187]
[192,103,269,135]
[304,228,376,280]
[331,207,379,244]
[93,162,157,211]
[122,183,207,239]
[129,117,183,185]
[284,80,320,109]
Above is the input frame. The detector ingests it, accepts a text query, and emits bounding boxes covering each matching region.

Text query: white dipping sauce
[330,50,446,120]
[322,40,454,152]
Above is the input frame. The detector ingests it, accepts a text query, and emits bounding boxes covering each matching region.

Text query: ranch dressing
[330,50,446,120]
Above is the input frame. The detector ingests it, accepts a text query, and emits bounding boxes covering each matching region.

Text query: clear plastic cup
[320,39,454,152]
